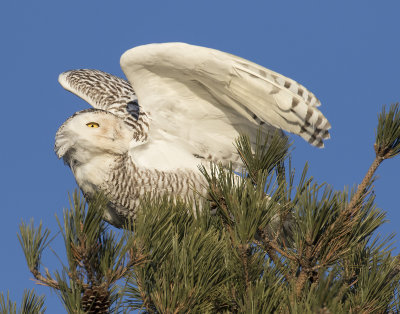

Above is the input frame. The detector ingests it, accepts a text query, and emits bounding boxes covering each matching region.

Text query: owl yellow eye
[86,122,100,128]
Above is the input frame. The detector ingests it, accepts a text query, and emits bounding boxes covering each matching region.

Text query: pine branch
[0,289,46,314]
[375,103,400,159]
[234,130,291,184]
[20,289,46,314]
[0,291,17,314]
[17,220,61,290]
[18,191,146,313]
[255,231,295,283]
[31,268,61,290]
[18,220,51,279]
[348,104,400,214]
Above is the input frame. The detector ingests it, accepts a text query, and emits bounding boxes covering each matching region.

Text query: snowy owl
[55,42,330,227]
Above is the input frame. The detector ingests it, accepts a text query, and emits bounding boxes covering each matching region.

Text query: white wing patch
[120,42,330,152]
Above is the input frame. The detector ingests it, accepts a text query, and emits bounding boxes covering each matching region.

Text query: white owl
[55,42,330,227]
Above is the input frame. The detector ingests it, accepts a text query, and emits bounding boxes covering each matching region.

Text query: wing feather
[58,69,149,142]
[59,69,137,114]
[120,43,330,149]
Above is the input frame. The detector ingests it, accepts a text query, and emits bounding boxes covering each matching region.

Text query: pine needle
[375,103,400,159]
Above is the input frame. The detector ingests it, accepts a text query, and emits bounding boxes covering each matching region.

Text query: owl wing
[58,69,148,142]
[119,43,330,171]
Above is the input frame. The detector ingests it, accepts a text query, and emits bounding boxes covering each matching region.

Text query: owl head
[55,109,133,166]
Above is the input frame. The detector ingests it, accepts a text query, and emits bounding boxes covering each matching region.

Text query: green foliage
[375,103,400,159]
[6,104,400,313]
[0,289,46,314]
[122,196,230,312]
[17,220,51,275]
[17,191,144,313]
[234,129,291,183]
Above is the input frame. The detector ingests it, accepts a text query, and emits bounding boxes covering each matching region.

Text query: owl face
[55,109,133,166]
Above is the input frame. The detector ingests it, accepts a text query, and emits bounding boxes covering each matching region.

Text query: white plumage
[55,42,330,227]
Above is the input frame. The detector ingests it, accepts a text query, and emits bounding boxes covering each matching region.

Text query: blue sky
[1,1,399,312]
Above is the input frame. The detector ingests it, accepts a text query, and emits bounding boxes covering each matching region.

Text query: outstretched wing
[58,69,148,142]
[120,43,330,171]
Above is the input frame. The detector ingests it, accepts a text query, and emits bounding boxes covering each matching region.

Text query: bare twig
[30,268,60,290]
[347,154,383,214]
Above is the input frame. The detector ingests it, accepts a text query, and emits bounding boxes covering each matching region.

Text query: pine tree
[9,104,400,313]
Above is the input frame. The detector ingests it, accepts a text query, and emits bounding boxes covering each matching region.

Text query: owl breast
[70,154,115,196]
[96,154,206,227]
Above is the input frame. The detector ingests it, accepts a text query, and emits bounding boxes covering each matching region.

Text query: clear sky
[1,1,399,312]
